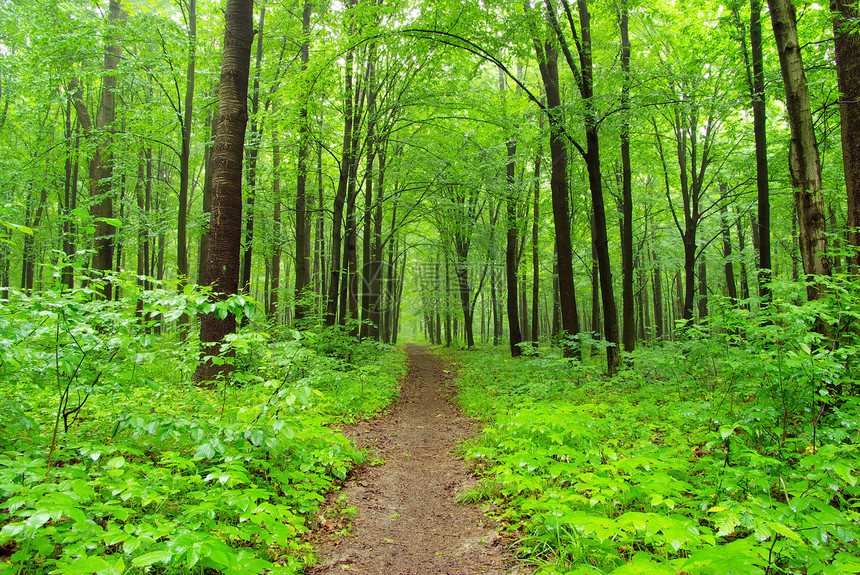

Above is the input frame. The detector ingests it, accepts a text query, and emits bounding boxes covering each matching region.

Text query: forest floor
[307,344,527,575]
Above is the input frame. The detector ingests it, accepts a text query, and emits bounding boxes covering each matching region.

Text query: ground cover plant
[450,280,860,575]
[0,281,404,575]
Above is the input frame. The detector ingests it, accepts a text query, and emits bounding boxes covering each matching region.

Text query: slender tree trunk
[62,100,79,291]
[315,139,326,302]
[591,217,601,338]
[198,89,217,287]
[722,204,738,305]
[619,0,635,353]
[738,210,751,302]
[574,0,620,372]
[697,255,708,320]
[294,0,312,319]
[361,45,378,339]
[325,25,356,326]
[445,257,452,346]
[176,0,196,340]
[193,0,254,382]
[69,0,125,299]
[532,109,541,345]
[751,0,772,296]
[269,116,282,322]
[651,234,664,340]
[505,135,523,357]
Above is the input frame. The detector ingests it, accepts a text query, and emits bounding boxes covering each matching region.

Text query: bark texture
[768,0,831,300]
[193,0,254,382]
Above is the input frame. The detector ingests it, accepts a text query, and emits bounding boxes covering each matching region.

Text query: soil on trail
[308,344,524,575]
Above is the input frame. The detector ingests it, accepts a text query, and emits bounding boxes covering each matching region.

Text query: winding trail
[308,344,524,575]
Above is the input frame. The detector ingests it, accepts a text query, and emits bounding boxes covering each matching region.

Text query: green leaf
[96,217,123,228]
[3,221,33,235]
[131,550,173,567]
[60,556,110,574]
[767,521,805,544]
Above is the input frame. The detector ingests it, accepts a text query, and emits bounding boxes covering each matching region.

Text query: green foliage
[0,284,404,574]
[450,282,860,574]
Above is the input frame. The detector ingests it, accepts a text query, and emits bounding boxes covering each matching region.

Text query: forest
[0,0,858,572]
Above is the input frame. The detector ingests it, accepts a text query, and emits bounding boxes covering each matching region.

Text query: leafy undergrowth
[450,298,860,574]
[0,284,405,574]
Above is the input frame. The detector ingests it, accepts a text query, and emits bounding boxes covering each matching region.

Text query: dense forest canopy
[0,0,853,356]
[0,0,859,572]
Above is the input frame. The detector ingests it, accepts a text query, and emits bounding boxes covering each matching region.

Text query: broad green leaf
[131,550,173,567]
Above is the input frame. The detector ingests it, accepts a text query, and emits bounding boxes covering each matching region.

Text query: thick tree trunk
[831,0,860,269]
[533,40,580,356]
[768,0,831,301]
[193,0,254,382]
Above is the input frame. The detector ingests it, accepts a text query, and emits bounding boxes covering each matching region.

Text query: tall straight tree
[69,0,125,300]
[500,70,523,357]
[177,0,196,340]
[294,0,313,320]
[545,0,620,374]
[239,0,266,298]
[325,0,358,326]
[734,0,772,298]
[831,0,860,269]
[618,0,634,352]
[527,1,581,357]
[193,0,254,382]
[767,0,831,301]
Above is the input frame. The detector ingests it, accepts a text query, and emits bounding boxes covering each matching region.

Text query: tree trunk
[294,0,312,319]
[532,110,541,345]
[177,0,196,340]
[193,0,254,382]
[751,0,772,296]
[651,236,664,340]
[325,23,356,326]
[533,39,580,356]
[198,88,218,287]
[505,135,523,357]
[697,255,708,320]
[238,0,266,301]
[269,116,281,322]
[62,100,79,291]
[70,0,125,299]
[722,204,738,305]
[619,0,635,353]
[831,0,860,269]
[768,0,831,301]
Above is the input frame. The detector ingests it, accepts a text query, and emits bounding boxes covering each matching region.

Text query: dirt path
[308,344,523,575]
